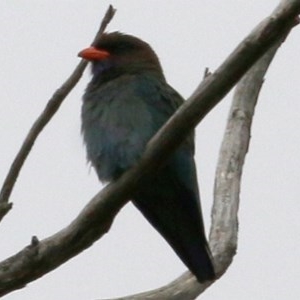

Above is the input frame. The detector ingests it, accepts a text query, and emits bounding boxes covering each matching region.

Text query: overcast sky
[0,1,299,299]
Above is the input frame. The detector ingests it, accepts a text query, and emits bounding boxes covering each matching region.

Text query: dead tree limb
[0,0,299,298]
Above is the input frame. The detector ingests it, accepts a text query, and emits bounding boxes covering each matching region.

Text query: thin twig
[0,5,116,222]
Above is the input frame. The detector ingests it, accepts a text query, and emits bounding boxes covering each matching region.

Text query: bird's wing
[132,79,215,281]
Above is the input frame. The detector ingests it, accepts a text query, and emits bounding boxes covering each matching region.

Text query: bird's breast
[81,78,155,181]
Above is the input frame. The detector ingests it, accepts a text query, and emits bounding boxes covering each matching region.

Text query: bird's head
[78,32,165,84]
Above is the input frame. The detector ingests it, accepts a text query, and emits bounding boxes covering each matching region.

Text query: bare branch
[0,5,116,222]
[98,38,291,300]
[0,0,299,297]
[209,39,284,272]
[92,5,116,45]
[99,2,300,300]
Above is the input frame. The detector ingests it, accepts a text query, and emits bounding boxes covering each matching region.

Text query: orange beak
[78,46,110,61]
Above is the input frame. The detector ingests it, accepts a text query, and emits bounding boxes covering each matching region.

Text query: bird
[78,32,215,282]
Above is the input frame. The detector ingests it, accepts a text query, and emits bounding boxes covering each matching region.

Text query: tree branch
[0,5,116,222]
[0,0,299,297]
[99,4,299,300]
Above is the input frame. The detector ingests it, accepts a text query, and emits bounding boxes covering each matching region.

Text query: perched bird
[79,32,215,282]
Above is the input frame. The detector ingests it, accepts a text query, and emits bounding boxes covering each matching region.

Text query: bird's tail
[133,188,215,282]
[173,238,215,282]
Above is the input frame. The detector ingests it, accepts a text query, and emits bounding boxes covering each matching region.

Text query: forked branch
[0,0,299,298]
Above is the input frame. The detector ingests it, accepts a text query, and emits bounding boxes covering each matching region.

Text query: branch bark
[0,0,299,298]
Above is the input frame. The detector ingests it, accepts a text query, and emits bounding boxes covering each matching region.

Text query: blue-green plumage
[79,32,215,282]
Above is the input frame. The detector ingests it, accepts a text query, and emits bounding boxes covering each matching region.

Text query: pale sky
[0,1,299,299]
